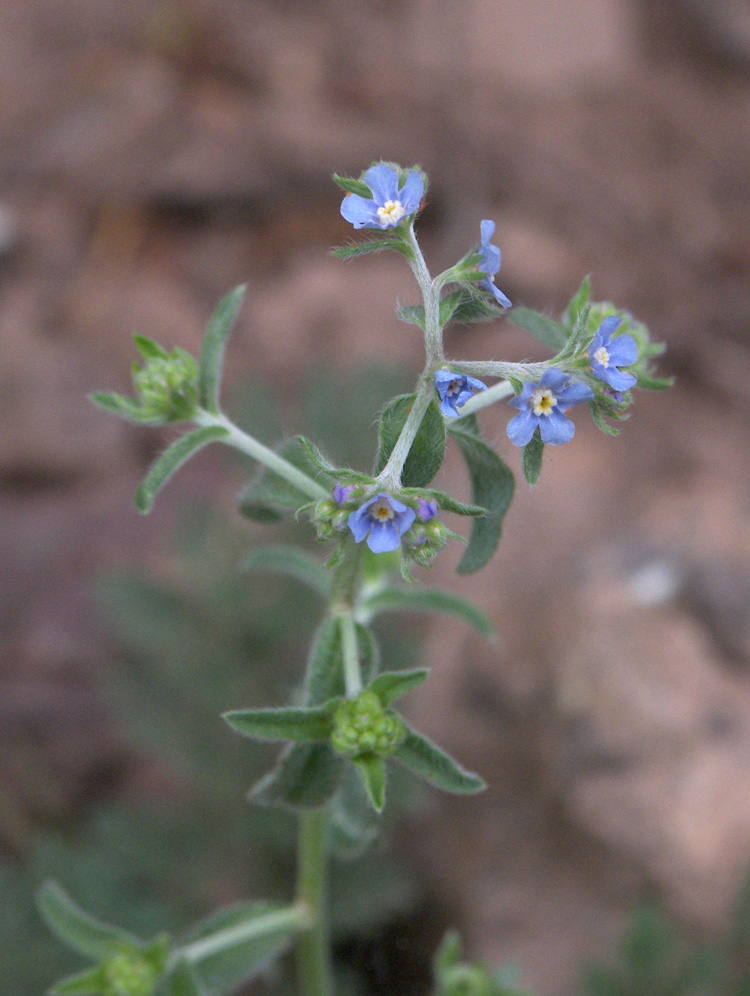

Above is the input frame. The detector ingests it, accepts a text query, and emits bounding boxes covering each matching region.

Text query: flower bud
[331,691,406,760]
[102,951,158,996]
[132,349,199,423]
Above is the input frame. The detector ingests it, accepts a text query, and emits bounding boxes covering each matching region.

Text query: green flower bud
[132,348,199,423]
[102,951,158,996]
[331,691,406,759]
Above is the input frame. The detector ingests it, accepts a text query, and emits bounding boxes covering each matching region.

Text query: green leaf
[304,617,344,707]
[135,426,230,514]
[354,755,387,812]
[295,436,345,478]
[160,959,208,996]
[439,289,500,326]
[433,930,463,978]
[375,394,446,488]
[396,304,426,330]
[332,239,411,260]
[563,274,591,329]
[133,335,169,361]
[89,392,161,426]
[240,546,331,598]
[329,766,379,856]
[361,587,494,639]
[522,429,544,484]
[426,489,486,517]
[508,307,568,352]
[448,424,515,575]
[637,373,674,391]
[368,669,430,707]
[198,285,246,414]
[223,704,336,743]
[49,966,107,995]
[239,439,325,521]
[178,902,302,994]
[332,174,373,197]
[588,402,620,437]
[393,728,485,794]
[250,743,344,810]
[37,880,140,960]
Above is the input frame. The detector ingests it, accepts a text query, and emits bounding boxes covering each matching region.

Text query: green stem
[457,378,516,416]
[296,810,333,996]
[178,904,310,966]
[375,378,434,490]
[451,359,548,381]
[194,410,329,501]
[405,223,443,363]
[338,612,362,698]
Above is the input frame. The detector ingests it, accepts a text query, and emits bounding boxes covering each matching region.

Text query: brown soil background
[2,1,750,993]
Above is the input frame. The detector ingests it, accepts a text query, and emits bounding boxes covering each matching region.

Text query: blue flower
[415,497,438,522]
[340,164,424,230]
[435,370,488,418]
[348,493,417,554]
[507,369,594,446]
[478,220,512,309]
[589,316,638,391]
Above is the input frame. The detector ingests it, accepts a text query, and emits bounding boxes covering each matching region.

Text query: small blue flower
[435,370,488,418]
[348,493,417,554]
[507,369,594,446]
[340,164,424,230]
[415,497,438,522]
[478,220,512,309]
[589,316,638,391]
[334,482,357,506]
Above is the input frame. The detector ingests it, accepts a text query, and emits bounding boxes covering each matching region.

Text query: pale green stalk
[178,904,310,966]
[296,811,332,996]
[457,378,515,416]
[338,611,362,698]
[375,378,434,491]
[193,410,328,500]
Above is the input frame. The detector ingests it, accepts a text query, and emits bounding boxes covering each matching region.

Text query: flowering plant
[40,161,669,996]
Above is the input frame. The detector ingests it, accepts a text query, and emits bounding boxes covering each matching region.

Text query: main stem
[296,810,332,996]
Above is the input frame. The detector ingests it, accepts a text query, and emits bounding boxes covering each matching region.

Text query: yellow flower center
[530,387,556,417]
[371,498,395,523]
[377,200,406,228]
[594,345,610,368]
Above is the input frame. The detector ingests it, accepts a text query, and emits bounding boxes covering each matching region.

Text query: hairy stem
[457,378,515,416]
[296,811,333,996]
[194,410,328,501]
[375,378,434,491]
[338,612,362,698]
[178,904,310,967]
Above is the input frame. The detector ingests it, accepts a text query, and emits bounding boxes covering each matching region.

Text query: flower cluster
[331,691,406,760]
[132,343,199,423]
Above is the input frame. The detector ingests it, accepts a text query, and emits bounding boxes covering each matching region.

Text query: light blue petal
[556,381,594,409]
[441,399,460,417]
[367,521,401,553]
[507,410,538,447]
[488,281,512,308]
[465,375,488,394]
[540,410,575,445]
[394,506,417,534]
[540,368,569,392]
[348,507,372,543]
[596,316,622,342]
[603,367,637,392]
[340,195,379,229]
[400,170,425,213]
[435,370,455,392]
[386,495,409,515]
[608,333,638,367]
[508,382,536,410]
[480,219,496,245]
[363,164,400,205]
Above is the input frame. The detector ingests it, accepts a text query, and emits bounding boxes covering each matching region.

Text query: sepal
[331,238,414,260]
[439,288,502,327]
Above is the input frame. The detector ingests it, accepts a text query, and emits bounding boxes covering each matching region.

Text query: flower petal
[506,409,538,447]
[539,368,569,393]
[394,506,417,534]
[487,281,511,308]
[602,367,637,392]
[540,409,575,445]
[363,164,400,205]
[367,521,401,553]
[596,316,622,342]
[347,506,372,543]
[480,219,496,245]
[556,381,595,410]
[341,195,379,228]
[399,170,425,213]
[508,382,536,411]
[607,333,639,367]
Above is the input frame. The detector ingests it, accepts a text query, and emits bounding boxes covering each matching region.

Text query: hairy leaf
[239,439,324,521]
[160,960,208,996]
[508,307,568,352]
[362,587,494,638]
[250,743,344,810]
[522,429,544,485]
[393,729,485,794]
[135,426,230,514]
[89,392,161,426]
[133,335,169,361]
[49,967,107,995]
[240,546,331,598]
[396,304,426,330]
[37,881,140,960]
[354,756,387,813]
[375,394,445,488]
[223,704,336,743]
[368,669,430,707]
[198,285,246,414]
[448,424,515,574]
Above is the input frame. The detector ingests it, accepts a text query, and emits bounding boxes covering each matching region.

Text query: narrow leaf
[393,728,486,794]
[133,335,169,360]
[250,743,344,810]
[37,880,140,960]
[427,489,485,517]
[179,902,302,994]
[198,285,247,413]
[368,669,430,706]
[362,587,494,638]
[508,307,568,351]
[355,622,380,687]
[354,755,387,812]
[49,967,107,995]
[240,546,331,598]
[304,617,344,707]
[522,429,544,485]
[223,704,336,743]
[588,402,620,437]
[375,394,445,488]
[295,436,343,477]
[89,392,160,426]
[637,373,674,391]
[332,239,410,260]
[330,766,379,856]
[449,424,515,575]
[440,289,500,326]
[239,438,325,521]
[397,304,426,330]
[332,174,373,197]
[563,274,591,329]
[135,426,229,514]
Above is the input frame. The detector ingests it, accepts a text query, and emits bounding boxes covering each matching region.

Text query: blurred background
[2,0,750,993]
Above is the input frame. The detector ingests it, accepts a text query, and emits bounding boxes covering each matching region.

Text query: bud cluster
[132,347,199,423]
[101,951,158,996]
[331,691,406,760]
